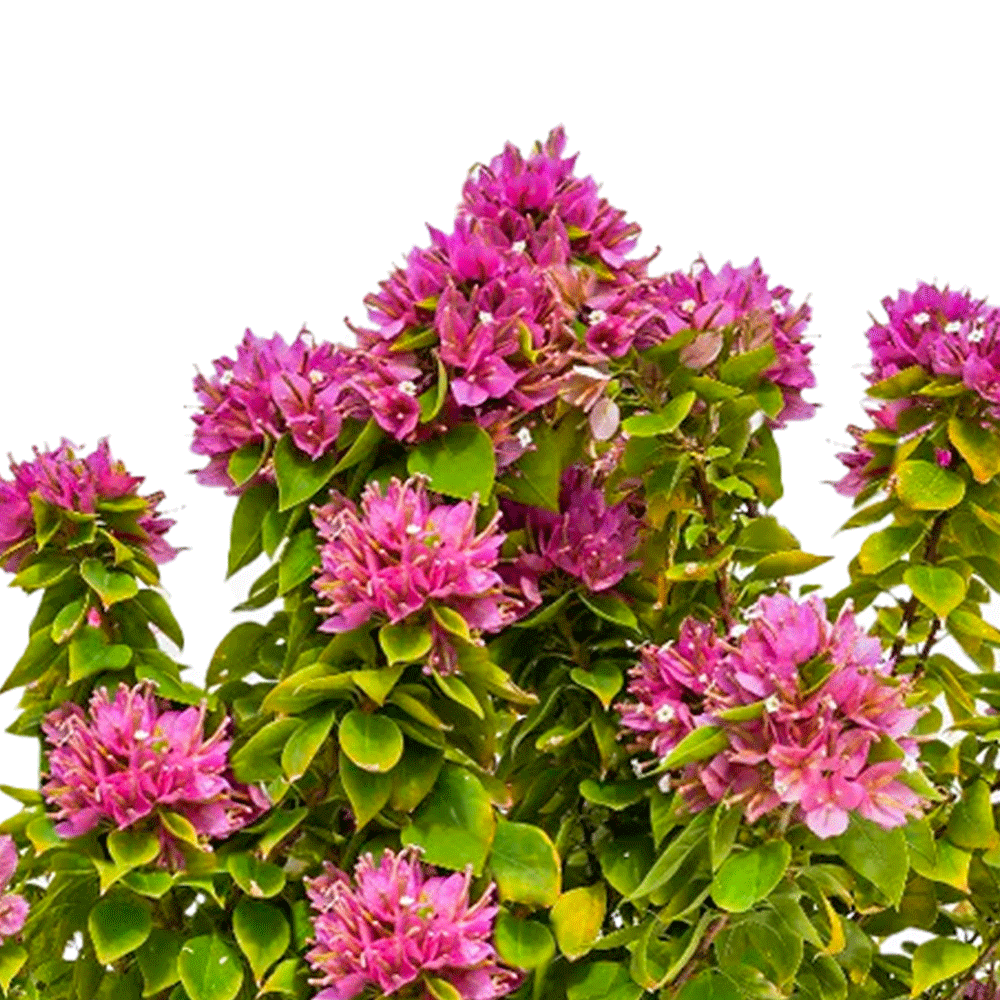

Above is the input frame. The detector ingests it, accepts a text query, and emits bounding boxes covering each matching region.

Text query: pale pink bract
[0,836,28,943]
[41,684,266,866]
[305,847,519,1000]
[619,595,928,838]
[0,439,176,573]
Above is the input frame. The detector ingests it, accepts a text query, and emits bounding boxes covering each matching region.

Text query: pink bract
[0,836,28,943]
[305,847,519,1000]
[0,439,176,573]
[619,594,927,838]
[41,684,266,866]
[312,478,519,673]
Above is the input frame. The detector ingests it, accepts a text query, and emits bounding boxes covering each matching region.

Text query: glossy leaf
[339,710,404,773]
[389,741,444,813]
[50,596,87,643]
[904,565,967,619]
[946,779,998,850]
[401,765,495,874]
[137,928,181,997]
[278,528,320,595]
[661,725,729,769]
[281,705,337,781]
[896,459,966,511]
[88,892,152,964]
[178,935,244,1000]
[108,828,160,870]
[571,661,623,708]
[551,884,606,961]
[499,421,564,512]
[227,853,286,898]
[134,589,185,648]
[622,392,695,437]
[909,937,978,997]
[949,415,1000,483]
[857,523,924,575]
[233,898,290,984]
[489,819,561,906]
[577,591,638,630]
[228,441,266,487]
[379,621,433,665]
[0,942,27,995]
[273,434,340,511]
[831,816,908,907]
[81,557,139,607]
[493,911,555,970]
[407,423,495,502]
[711,840,791,912]
[340,751,393,827]
[68,625,133,682]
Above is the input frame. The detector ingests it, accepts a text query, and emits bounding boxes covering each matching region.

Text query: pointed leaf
[910,937,978,997]
[88,893,152,964]
[622,392,696,437]
[227,854,286,898]
[389,742,444,813]
[233,899,290,985]
[661,725,729,769]
[858,523,925,575]
[273,435,340,512]
[904,565,967,619]
[577,591,638,630]
[949,415,1000,484]
[137,928,181,997]
[68,626,132,682]
[340,751,393,828]
[50,596,87,644]
[339,710,404,773]
[281,705,337,781]
[571,662,623,709]
[178,935,244,1000]
[896,459,966,511]
[81,558,139,607]
[830,815,908,907]
[493,911,555,970]
[710,840,791,912]
[407,423,495,503]
[278,528,320,595]
[134,589,185,649]
[551,884,606,961]
[228,442,266,487]
[489,820,561,907]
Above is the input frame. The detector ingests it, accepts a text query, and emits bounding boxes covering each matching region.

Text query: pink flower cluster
[305,847,519,1000]
[836,281,1000,495]
[312,478,518,673]
[502,465,642,606]
[0,836,28,944]
[42,684,266,865]
[192,329,421,489]
[0,439,176,573]
[619,595,928,838]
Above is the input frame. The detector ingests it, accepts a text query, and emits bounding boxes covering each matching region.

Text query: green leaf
[499,422,564,512]
[108,828,160,870]
[2,626,64,692]
[858,523,925,575]
[332,417,384,476]
[840,497,899,531]
[401,765,495,874]
[719,344,777,386]
[950,609,1000,645]
[339,710,404,773]
[688,376,741,402]
[736,516,800,553]
[904,565,967,618]
[277,528,320,594]
[597,836,655,897]
[578,779,645,810]
[178,935,244,1000]
[11,554,73,591]
[258,958,304,998]
[946,779,999,850]
[68,626,133,682]
[390,741,444,813]
[0,941,27,995]
[433,669,485,719]
[661,725,729,769]
[281,705,337,781]
[489,819,561,907]
[25,815,62,855]
[493,911,555,970]
[231,718,302,783]
[751,550,831,578]
[419,356,449,423]
[867,364,929,399]
[340,751,393,828]
[122,870,174,899]
[273,434,340,512]
[551,884,606,961]
[674,970,742,1000]
[233,899,290,985]
[709,804,743,871]
[379,621,433,665]
[227,854,286,898]
[830,815,908,907]
[137,928,181,997]
[407,424,496,502]
[896,459,966,511]
[228,441,267,487]
[577,591,638,630]
[133,589,185,649]
[81,557,139,608]
[949,415,1000,484]
[227,483,273,577]
[88,892,152,964]
[909,937,978,997]
[622,392,696,438]
[710,840,791,912]
[571,662,623,709]
[50,596,87,644]
[630,810,713,899]
[567,961,644,1000]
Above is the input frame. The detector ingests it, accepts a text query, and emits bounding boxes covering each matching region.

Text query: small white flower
[655,703,676,724]
[631,759,645,778]
[219,370,234,386]
[684,562,699,576]
[764,693,781,713]
[680,298,697,313]
[969,328,986,344]
[398,380,418,397]
[517,427,533,449]
[945,320,962,333]
[309,369,325,385]
[611,911,624,929]
[134,730,149,740]
[511,240,527,253]
[902,755,920,773]
[912,312,930,325]
[399,895,415,906]
[405,523,421,536]
[478,310,494,324]
[588,309,607,325]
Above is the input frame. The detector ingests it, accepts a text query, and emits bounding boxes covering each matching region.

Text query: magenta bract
[619,595,928,838]
[305,847,519,1000]
[0,836,28,942]
[0,439,176,572]
[41,684,266,865]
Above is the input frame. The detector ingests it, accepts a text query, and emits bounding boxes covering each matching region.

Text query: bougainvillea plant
[1,127,1000,1000]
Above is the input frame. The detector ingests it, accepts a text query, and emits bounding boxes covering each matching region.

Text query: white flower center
[655,703,675,724]
[764,693,781,713]
[219,370,234,385]
[969,328,986,343]
[680,298,697,312]
[517,427,533,448]
[405,523,421,536]
[945,320,962,333]
[309,370,325,385]
[478,310,494,324]
[399,895,415,906]
[912,312,930,325]
[398,380,418,397]
[588,309,607,325]
[511,240,527,253]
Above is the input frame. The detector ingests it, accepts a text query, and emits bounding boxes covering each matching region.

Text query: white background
[1,2,999,814]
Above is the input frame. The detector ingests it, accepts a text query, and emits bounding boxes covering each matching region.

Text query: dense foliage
[2,127,1000,1000]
